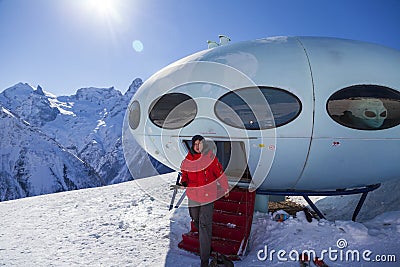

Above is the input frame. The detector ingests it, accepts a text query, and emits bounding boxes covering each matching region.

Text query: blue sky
[0,0,399,96]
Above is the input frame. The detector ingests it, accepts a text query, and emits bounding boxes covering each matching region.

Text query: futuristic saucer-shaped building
[126,36,400,193]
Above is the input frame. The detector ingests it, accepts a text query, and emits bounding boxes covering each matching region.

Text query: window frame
[214,86,302,130]
[148,92,197,130]
[128,100,141,130]
[326,84,400,131]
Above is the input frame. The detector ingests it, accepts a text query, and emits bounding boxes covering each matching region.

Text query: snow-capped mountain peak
[75,86,122,105]
[35,85,45,96]
[0,78,159,201]
[0,105,104,200]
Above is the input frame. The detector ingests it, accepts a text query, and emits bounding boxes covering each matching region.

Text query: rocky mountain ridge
[0,79,162,201]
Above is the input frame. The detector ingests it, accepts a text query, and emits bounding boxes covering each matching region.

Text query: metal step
[178,187,256,259]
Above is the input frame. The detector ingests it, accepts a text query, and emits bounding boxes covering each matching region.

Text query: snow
[1,106,14,117]
[0,79,158,200]
[0,172,399,266]
[48,97,75,116]
[0,106,103,200]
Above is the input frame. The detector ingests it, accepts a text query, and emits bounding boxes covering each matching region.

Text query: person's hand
[169,184,185,190]
[224,190,230,198]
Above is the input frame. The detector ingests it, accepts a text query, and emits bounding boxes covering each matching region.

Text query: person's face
[193,140,203,153]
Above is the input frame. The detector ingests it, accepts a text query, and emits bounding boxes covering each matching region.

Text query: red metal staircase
[178,187,256,259]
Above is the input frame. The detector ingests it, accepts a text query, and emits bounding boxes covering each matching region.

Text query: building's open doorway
[182,140,251,184]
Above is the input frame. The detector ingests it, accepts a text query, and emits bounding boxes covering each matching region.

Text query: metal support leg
[352,192,369,222]
[303,195,326,220]
[256,183,380,221]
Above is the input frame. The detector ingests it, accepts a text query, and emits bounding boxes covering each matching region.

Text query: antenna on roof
[207,34,231,49]
[207,40,219,49]
[219,35,231,46]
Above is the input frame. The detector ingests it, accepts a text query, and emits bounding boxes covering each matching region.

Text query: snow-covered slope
[0,106,103,200]
[0,80,160,201]
[0,173,398,266]
[314,178,400,222]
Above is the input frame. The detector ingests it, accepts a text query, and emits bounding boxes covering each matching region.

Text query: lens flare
[132,40,144,52]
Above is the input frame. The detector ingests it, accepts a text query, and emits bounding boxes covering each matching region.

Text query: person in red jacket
[180,135,230,267]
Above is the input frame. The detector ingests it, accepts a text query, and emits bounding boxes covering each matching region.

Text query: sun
[92,0,114,16]
[85,0,120,20]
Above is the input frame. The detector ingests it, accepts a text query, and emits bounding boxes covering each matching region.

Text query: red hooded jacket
[180,150,230,203]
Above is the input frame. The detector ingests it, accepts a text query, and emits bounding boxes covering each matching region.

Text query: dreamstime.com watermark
[257,238,397,263]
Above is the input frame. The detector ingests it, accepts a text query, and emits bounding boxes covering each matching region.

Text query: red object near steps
[178,187,256,260]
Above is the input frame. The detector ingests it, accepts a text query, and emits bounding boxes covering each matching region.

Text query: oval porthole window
[128,100,140,130]
[215,86,302,130]
[327,85,400,130]
[149,93,197,129]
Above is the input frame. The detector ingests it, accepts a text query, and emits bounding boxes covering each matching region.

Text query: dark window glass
[215,86,302,130]
[149,93,197,129]
[128,101,140,130]
[327,85,400,130]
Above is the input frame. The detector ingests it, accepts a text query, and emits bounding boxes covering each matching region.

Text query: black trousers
[188,200,214,263]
